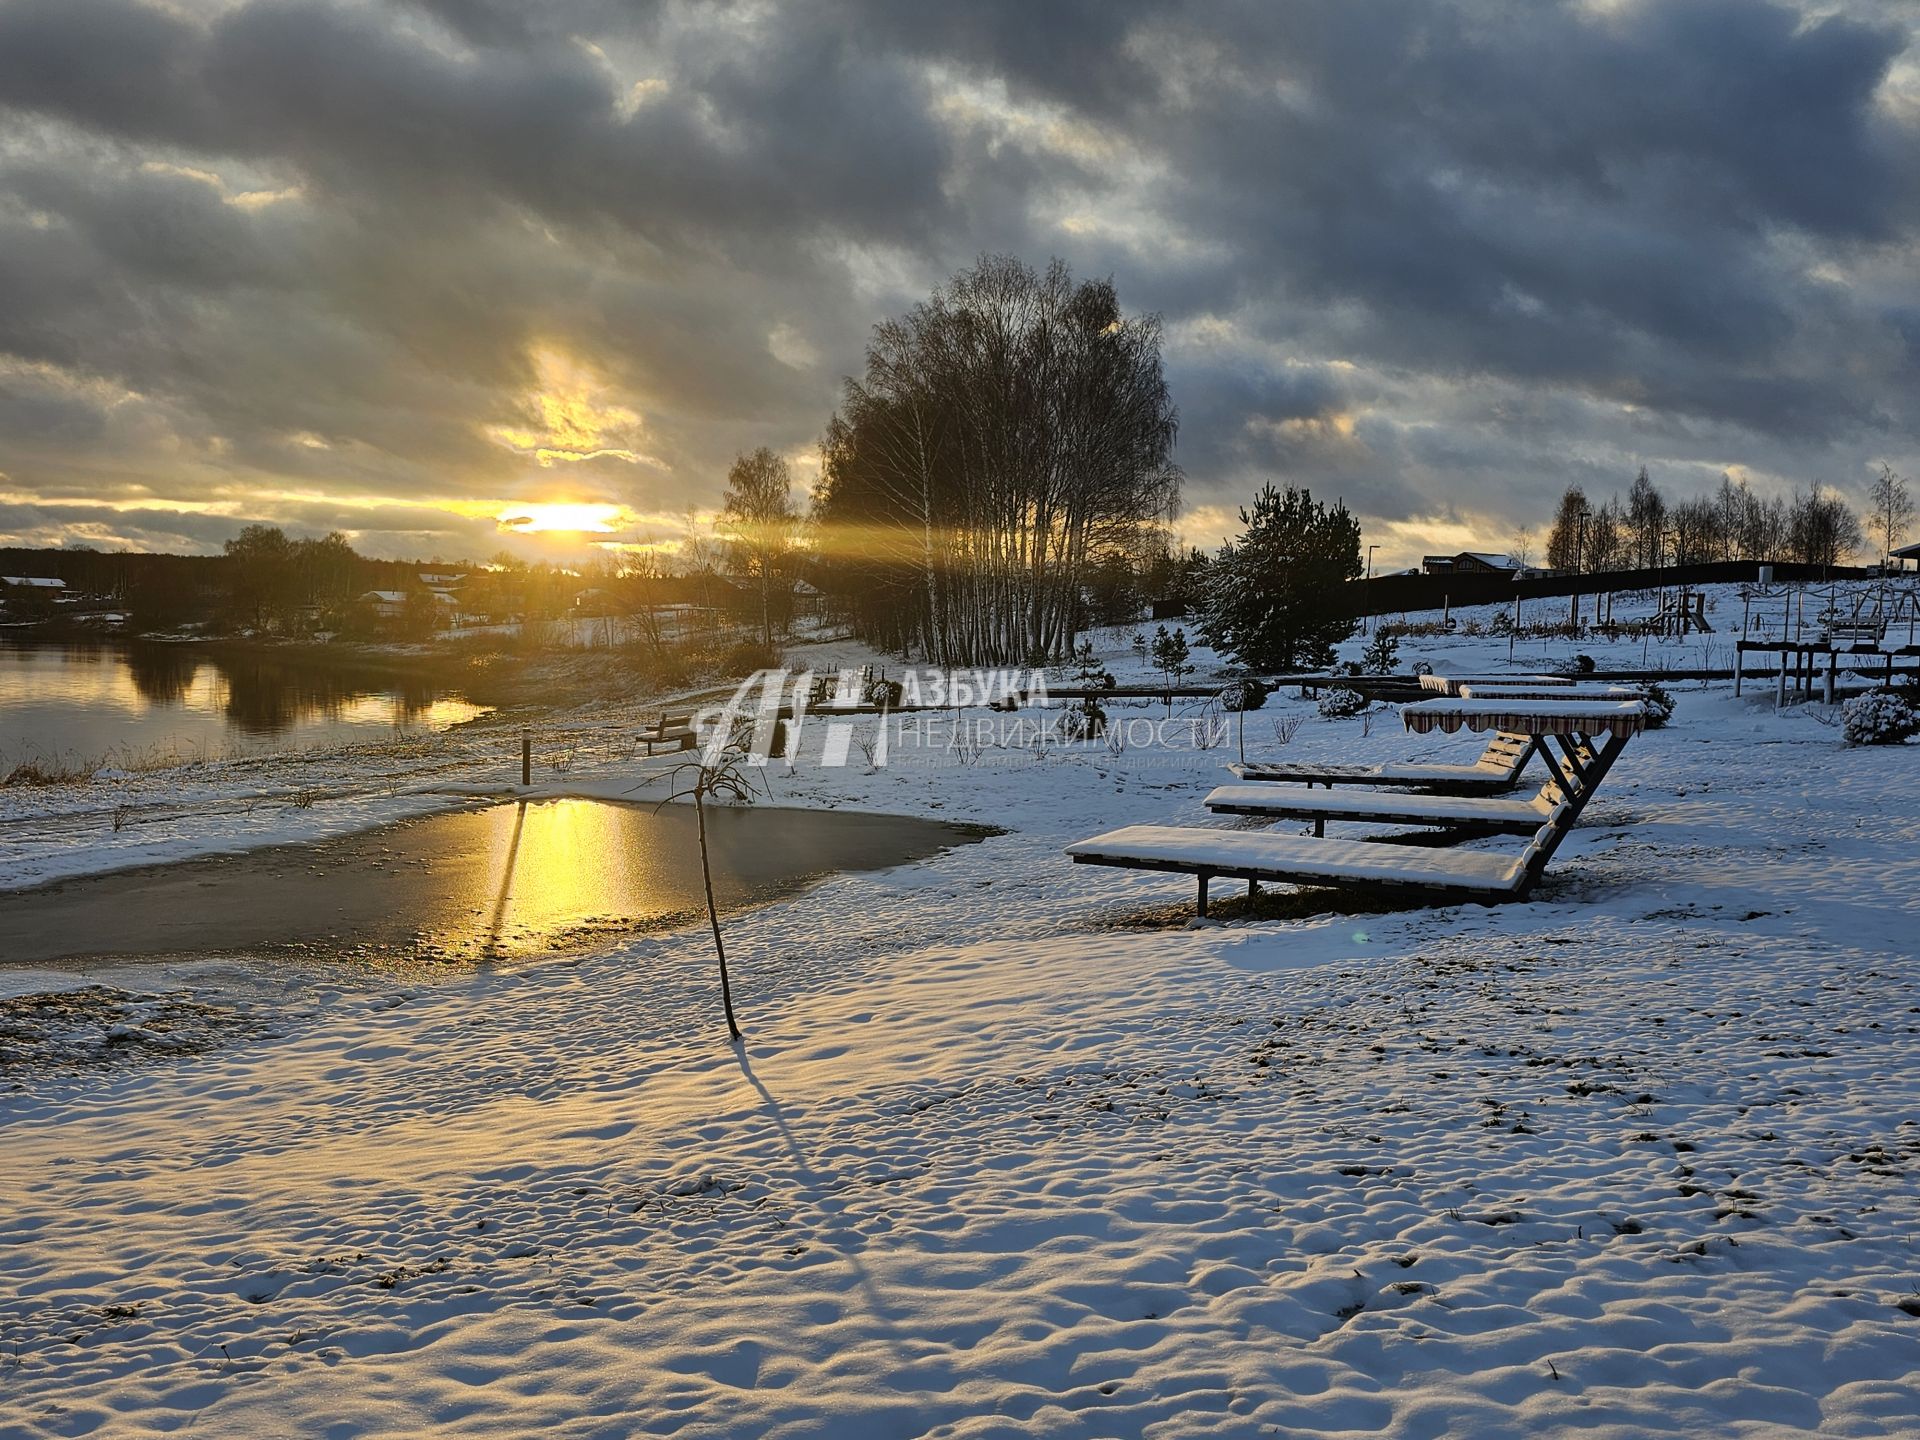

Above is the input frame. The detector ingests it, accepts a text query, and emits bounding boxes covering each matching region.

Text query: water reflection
[0,640,487,764]
[0,799,998,968]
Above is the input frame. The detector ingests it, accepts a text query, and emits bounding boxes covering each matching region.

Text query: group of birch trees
[812,255,1181,666]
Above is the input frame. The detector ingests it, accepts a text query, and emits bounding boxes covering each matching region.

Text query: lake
[0,798,996,972]
[0,640,488,771]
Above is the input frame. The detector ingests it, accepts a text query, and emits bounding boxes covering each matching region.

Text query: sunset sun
[495,502,629,535]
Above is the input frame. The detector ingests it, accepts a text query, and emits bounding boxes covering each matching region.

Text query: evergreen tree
[1149,624,1192,713]
[1195,485,1361,672]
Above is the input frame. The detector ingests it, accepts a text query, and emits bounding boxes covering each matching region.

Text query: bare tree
[1787,483,1864,569]
[815,255,1179,665]
[1507,524,1535,572]
[718,448,801,650]
[1626,468,1666,569]
[1868,463,1913,564]
[1544,485,1589,572]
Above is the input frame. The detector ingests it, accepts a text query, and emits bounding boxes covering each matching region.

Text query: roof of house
[1458,552,1520,569]
[1891,541,1920,559]
[1,575,67,588]
[359,589,407,604]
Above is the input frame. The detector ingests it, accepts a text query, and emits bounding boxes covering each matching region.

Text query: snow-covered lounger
[1066,825,1534,912]
[1228,731,1534,792]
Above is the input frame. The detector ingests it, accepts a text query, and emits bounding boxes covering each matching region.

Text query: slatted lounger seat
[1203,781,1567,835]
[1455,682,1644,702]
[1418,673,1573,695]
[1229,731,1534,792]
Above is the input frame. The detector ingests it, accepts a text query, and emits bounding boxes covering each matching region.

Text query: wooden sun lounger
[1067,826,1534,910]
[1229,731,1534,792]
[1069,699,1644,913]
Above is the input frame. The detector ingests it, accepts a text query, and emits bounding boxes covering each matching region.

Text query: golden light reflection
[460,799,692,952]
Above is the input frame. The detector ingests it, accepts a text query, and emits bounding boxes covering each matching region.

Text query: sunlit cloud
[484,346,667,470]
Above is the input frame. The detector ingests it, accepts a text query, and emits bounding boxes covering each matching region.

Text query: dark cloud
[0,0,1913,563]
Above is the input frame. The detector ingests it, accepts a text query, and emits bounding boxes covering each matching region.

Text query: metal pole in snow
[521,728,531,786]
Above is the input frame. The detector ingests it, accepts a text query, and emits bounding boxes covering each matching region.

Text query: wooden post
[1196,874,1210,918]
[521,728,531,786]
[1733,644,1744,697]
[1247,878,1260,900]
[1825,652,1836,705]
[1777,655,1787,708]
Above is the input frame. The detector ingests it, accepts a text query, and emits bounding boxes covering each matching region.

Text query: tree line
[1539,465,1908,575]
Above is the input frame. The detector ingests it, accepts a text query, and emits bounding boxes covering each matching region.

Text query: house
[0,575,70,616]
[357,589,407,619]
[1890,540,1920,572]
[418,571,466,589]
[1450,552,1523,575]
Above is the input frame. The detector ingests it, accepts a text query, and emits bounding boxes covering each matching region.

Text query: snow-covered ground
[4,612,1920,1437]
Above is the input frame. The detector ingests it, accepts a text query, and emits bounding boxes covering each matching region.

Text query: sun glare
[497,502,629,535]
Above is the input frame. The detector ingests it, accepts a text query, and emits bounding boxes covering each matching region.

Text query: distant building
[418,571,467,588]
[357,589,408,619]
[1891,541,1920,572]
[1451,552,1522,575]
[1422,552,1523,576]
[1,575,68,591]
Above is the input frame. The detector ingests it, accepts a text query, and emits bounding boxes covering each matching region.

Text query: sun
[497,502,629,535]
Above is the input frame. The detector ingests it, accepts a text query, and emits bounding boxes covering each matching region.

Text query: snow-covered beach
[5,616,1920,1438]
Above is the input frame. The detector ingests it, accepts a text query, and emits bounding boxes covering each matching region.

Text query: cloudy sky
[0,0,1915,568]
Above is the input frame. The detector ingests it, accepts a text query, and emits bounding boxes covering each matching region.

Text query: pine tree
[1194,485,1361,672]
[1150,624,1192,713]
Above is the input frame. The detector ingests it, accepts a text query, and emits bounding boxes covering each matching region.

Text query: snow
[1454,683,1645,700]
[5,605,1920,1437]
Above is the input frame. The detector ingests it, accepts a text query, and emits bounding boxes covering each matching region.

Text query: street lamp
[1362,544,1380,635]
[1568,508,1589,629]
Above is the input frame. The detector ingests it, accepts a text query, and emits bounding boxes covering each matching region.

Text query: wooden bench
[637,710,696,755]
[1825,621,1884,647]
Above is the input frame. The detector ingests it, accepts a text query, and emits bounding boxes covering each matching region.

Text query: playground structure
[1734,577,1920,704]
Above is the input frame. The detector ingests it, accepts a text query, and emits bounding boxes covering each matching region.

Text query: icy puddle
[0,798,994,972]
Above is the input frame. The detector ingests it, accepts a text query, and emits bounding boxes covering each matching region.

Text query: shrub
[1318,686,1369,718]
[1642,681,1676,729]
[718,639,783,676]
[1360,630,1400,674]
[1412,659,1433,676]
[1221,676,1269,712]
[1560,653,1597,676]
[1842,692,1918,746]
[864,676,905,708]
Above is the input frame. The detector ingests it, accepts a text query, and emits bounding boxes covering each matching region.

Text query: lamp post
[1568,508,1588,630]
[1362,544,1379,636]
